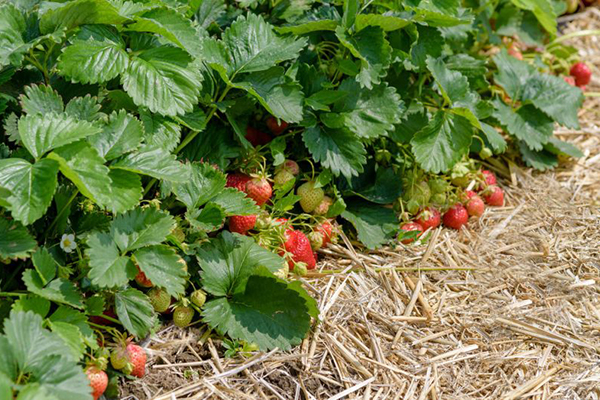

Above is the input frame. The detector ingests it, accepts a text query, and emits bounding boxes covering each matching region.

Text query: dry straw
[122,12,600,400]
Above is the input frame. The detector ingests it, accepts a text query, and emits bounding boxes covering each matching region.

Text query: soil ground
[121,11,600,400]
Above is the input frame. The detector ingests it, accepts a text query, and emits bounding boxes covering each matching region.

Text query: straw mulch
[121,12,600,400]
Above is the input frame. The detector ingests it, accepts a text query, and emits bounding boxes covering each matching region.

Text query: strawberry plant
[0,0,588,397]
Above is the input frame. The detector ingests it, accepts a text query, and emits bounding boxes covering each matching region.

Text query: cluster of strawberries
[400,170,505,243]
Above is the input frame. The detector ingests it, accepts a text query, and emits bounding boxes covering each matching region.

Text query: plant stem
[550,29,600,45]
[143,85,233,197]
[46,190,79,238]
[0,292,26,297]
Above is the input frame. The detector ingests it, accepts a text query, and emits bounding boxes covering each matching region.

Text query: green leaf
[133,245,187,297]
[202,270,315,351]
[32,247,57,285]
[544,137,583,158]
[110,207,176,252]
[173,163,226,209]
[407,26,444,70]
[86,232,134,288]
[341,0,359,29]
[47,141,112,208]
[22,270,84,309]
[340,163,402,204]
[276,5,340,34]
[340,199,399,249]
[58,35,128,84]
[194,0,226,29]
[0,4,26,69]
[112,145,189,182]
[0,158,59,225]
[48,321,86,360]
[231,67,304,123]
[410,111,473,173]
[25,355,92,400]
[127,7,203,58]
[106,169,142,214]
[122,46,202,116]
[302,126,366,178]
[20,85,64,115]
[479,122,508,153]
[65,96,102,122]
[336,26,392,89]
[520,73,583,129]
[198,231,285,297]
[140,111,181,153]
[426,57,479,108]
[39,0,128,34]
[48,306,96,350]
[334,80,403,139]
[518,141,558,170]
[12,295,50,318]
[510,0,556,35]
[114,288,156,338]
[0,217,36,260]
[218,14,306,76]
[18,113,102,159]
[493,100,553,151]
[493,49,533,100]
[186,204,226,232]
[89,110,143,161]
[210,188,260,216]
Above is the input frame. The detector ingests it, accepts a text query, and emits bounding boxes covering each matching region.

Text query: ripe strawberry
[173,306,194,327]
[281,230,316,270]
[229,215,257,234]
[85,367,108,400]
[466,195,485,218]
[508,46,523,60]
[274,169,295,186]
[246,177,272,206]
[226,173,251,193]
[266,116,288,135]
[315,219,334,247]
[443,204,469,230]
[482,170,497,186]
[313,196,333,215]
[563,76,576,86]
[297,182,324,213]
[245,126,271,147]
[465,190,477,199]
[126,343,147,378]
[89,309,117,326]
[148,287,171,313]
[399,222,423,244]
[280,159,300,176]
[416,207,441,231]
[135,266,153,288]
[483,185,504,206]
[570,62,592,87]
[190,289,206,308]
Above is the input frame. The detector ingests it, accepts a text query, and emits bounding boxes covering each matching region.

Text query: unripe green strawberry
[293,262,308,276]
[173,306,194,327]
[307,231,324,251]
[274,170,295,187]
[479,147,493,159]
[190,290,206,308]
[432,193,446,205]
[110,348,128,370]
[148,288,171,313]
[297,182,324,213]
[406,199,420,215]
[313,196,333,215]
[428,179,448,194]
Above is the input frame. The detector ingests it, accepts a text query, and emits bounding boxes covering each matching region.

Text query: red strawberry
[482,170,497,186]
[466,195,485,217]
[245,126,272,147]
[226,173,251,193]
[229,215,257,235]
[316,220,334,247]
[416,207,441,231]
[126,343,147,378]
[89,309,117,326]
[508,46,523,60]
[135,266,153,288]
[443,205,469,230]
[246,177,272,206]
[563,76,576,86]
[465,190,477,199]
[570,62,592,87]
[281,230,316,270]
[85,367,108,400]
[399,222,423,244]
[281,159,300,176]
[266,116,288,135]
[483,185,504,206]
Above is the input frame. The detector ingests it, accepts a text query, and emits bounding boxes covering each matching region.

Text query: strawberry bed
[0,0,595,398]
